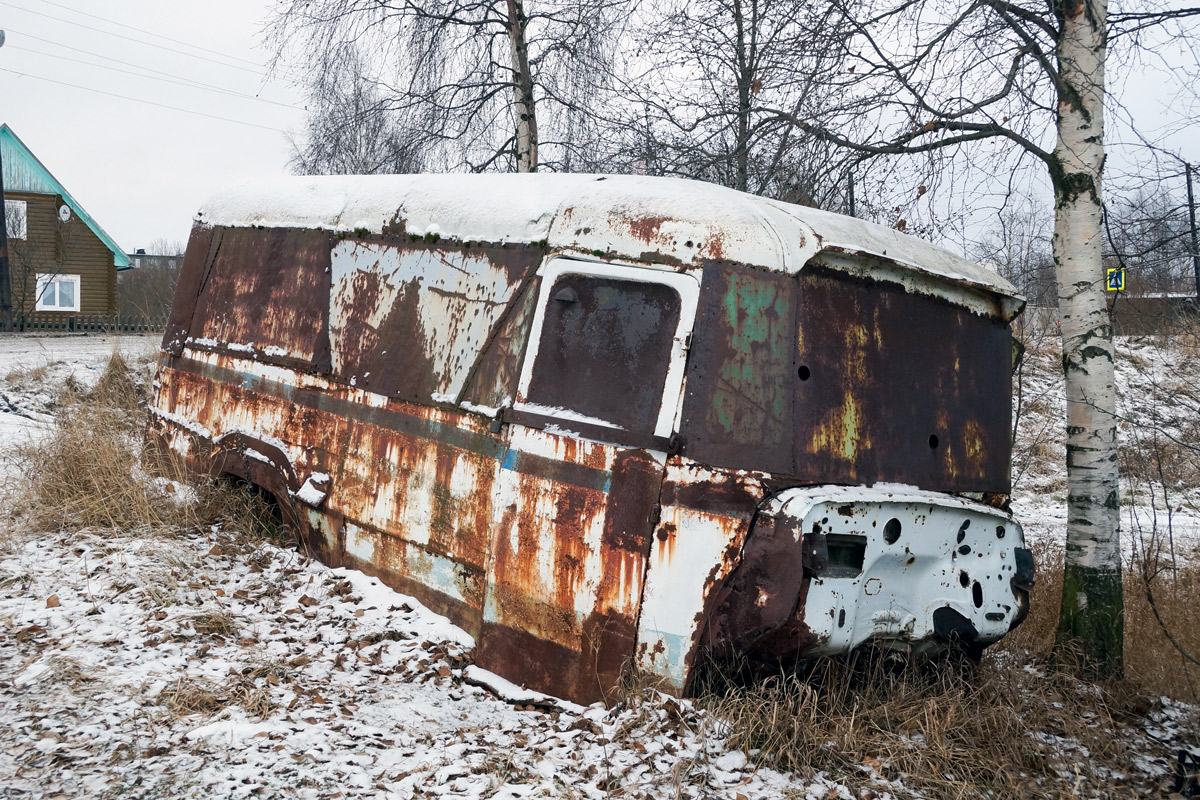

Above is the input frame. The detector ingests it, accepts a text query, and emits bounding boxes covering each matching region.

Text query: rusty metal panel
[680,263,797,475]
[793,266,1011,492]
[162,224,217,355]
[461,277,540,411]
[328,239,541,405]
[150,349,666,703]
[634,459,765,692]
[185,227,333,370]
[477,428,662,704]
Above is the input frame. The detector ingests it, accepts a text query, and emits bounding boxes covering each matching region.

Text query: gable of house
[2,123,129,270]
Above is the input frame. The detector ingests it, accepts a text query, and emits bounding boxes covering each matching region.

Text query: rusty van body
[149,174,1034,704]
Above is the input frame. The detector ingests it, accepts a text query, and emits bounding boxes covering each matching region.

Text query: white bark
[506,0,539,172]
[1053,0,1123,669]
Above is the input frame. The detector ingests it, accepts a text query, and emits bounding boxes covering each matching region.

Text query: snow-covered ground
[0,333,161,480]
[1,526,828,799]
[1010,330,1200,560]
[0,332,1195,799]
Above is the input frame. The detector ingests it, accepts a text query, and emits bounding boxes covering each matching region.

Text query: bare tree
[290,45,428,175]
[973,198,1057,310]
[117,238,185,323]
[268,0,624,173]
[1104,183,1195,296]
[607,0,866,209]
[784,0,1200,676]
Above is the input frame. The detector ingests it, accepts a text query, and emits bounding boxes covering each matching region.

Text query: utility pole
[0,29,11,332]
[1187,161,1200,303]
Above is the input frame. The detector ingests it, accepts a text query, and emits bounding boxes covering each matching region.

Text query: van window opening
[526,274,681,433]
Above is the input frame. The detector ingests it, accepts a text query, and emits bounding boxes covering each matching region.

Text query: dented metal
[150,174,1032,705]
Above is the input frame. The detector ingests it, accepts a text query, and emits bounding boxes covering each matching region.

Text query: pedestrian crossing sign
[1106,268,1125,292]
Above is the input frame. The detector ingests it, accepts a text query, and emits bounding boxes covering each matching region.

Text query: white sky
[0,0,1195,257]
[0,0,304,252]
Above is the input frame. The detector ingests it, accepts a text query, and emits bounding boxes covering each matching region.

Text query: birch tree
[268,0,622,173]
[787,0,1200,676]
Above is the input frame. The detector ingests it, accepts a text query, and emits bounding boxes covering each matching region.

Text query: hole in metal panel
[957,519,970,543]
[960,570,971,588]
[928,434,939,449]
[837,608,846,628]
[797,365,811,380]
[996,525,1006,539]
[824,534,867,578]
[883,517,902,545]
[972,581,984,608]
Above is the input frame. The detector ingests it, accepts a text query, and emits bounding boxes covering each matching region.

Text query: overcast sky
[1,0,1196,257]
[1,0,304,252]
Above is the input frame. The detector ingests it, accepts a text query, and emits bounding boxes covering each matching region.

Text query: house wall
[6,190,116,316]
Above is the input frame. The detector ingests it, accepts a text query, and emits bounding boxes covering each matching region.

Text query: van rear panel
[681,263,1012,493]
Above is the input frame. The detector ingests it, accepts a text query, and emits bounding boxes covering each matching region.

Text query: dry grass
[4,352,190,532]
[3,350,290,545]
[1002,538,1200,703]
[160,662,280,720]
[704,649,1184,799]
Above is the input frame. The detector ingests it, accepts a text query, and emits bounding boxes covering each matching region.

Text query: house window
[36,274,81,312]
[4,199,27,240]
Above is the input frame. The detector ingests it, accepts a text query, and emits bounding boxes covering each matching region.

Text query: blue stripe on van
[175,358,613,494]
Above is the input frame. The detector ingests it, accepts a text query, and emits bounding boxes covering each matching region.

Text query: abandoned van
[149,174,1034,704]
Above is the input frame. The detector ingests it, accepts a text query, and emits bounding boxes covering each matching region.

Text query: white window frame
[35,273,82,312]
[515,257,700,439]
[5,199,27,240]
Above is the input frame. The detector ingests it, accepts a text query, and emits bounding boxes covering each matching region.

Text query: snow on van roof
[197,173,1021,311]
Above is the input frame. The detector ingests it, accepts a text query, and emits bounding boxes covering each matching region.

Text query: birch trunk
[1051,0,1123,676]
[505,0,539,172]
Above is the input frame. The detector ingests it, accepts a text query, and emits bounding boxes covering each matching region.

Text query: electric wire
[0,0,282,78]
[31,0,270,70]
[6,28,246,91]
[0,67,290,133]
[6,43,306,110]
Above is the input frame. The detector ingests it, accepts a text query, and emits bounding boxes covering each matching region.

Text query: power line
[7,43,306,111]
[7,28,237,91]
[0,67,290,133]
[0,0,280,78]
[32,0,270,70]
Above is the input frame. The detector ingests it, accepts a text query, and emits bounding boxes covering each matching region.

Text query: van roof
[196,173,1023,318]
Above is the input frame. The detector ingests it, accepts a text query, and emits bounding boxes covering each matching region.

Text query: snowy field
[0,333,161,477]
[1,332,1196,799]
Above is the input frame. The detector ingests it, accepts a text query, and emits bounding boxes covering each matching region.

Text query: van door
[477,258,699,703]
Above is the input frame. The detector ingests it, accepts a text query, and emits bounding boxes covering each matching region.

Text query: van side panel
[162,223,216,355]
[680,263,797,475]
[150,226,667,705]
[166,227,334,370]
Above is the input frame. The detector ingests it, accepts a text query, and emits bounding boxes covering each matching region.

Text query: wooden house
[2,123,130,326]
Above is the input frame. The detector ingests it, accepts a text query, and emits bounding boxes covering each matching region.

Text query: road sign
[1106,268,1125,292]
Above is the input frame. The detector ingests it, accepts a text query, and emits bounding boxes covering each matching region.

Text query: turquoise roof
[1,124,131,269]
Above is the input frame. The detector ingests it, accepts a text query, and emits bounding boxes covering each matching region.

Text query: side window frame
[514,257,700,440]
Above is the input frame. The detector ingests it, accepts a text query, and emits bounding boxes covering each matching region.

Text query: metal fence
[14,312,167,334]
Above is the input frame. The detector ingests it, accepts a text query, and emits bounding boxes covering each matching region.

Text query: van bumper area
[702,484,1033,667]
